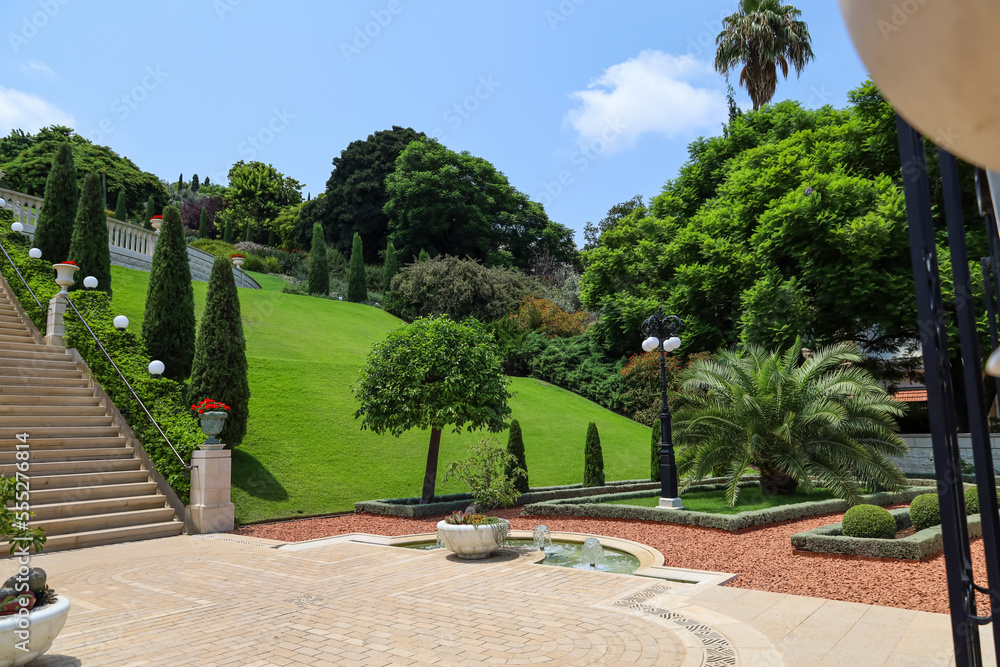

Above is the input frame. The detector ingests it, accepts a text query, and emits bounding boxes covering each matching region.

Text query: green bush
[505,419,529,493]
[190,238,237,258]
[966,487,979,516]
[841,504,896,539]
[583,422,605,487]
[910,493,941,531]
[525,333,622,412]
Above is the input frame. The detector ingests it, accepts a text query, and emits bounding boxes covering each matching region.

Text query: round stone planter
[51,263,78,294]
[0,596,70,667]
[198,411,228,450]
[231,257,245,268]
[150,218,162,231]
[436,519,510,560]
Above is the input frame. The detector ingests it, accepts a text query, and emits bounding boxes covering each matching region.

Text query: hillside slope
[109,265,651,522]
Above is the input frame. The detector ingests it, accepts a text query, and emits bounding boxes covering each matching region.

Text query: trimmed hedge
[520,482,934,532]
[910,493,941,531]
[841,504,896,539]
[966,487,979,516]
[791,509,984,560]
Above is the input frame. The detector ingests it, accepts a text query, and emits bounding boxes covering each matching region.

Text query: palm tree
[673,339,907,506]
[715,0,815,111]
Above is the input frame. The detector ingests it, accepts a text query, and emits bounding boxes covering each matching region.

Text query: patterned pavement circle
[9,535,775,666]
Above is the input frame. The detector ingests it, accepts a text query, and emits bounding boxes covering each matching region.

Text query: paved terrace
[11,534,993,666]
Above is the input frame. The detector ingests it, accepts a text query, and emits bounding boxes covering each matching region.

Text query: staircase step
[21,469,149,490]
[0,358,78,371]
[0,404,105,416]
[0,425,119,438]
[0,367,80,379]
[0,458,140,477]
[13,521,183,553]
[0,334,34,345]
[0,340,53,353]
[26,494,169,520]
[0,349,72,362]
[0,322,28,334]
[0,436,126,449]
[32,507,176,536]
[0,387,95,399]
[28,481,158,504]
[0,375,89,387]
[0,447,134,463]
[0,415,113,427]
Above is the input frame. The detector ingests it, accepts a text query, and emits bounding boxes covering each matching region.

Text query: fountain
[533,525,552,551]
[581,537,606,569]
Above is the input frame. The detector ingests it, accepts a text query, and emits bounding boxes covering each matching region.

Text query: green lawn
[109,266,651,523]
[604,487,838,514]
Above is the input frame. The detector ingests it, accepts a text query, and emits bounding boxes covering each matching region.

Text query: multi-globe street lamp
[640,308,684,509]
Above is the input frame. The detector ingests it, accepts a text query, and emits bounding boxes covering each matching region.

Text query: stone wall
[893,434,1000,475]
[99,244,261,288]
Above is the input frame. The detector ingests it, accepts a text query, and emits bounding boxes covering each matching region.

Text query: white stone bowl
[437,520,510,560]
[0,596,70,666]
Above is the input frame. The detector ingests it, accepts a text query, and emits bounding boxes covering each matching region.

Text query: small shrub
[443,439,524,512]
[966,487,979,516]
[910,493,941,531]
[583,422,605,487]
[841,504,896,539]
[509,296,587,339]
[190,239,237,258]
[505,419,529,494]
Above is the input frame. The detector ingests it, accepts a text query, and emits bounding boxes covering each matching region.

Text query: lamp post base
[657,497,684,509]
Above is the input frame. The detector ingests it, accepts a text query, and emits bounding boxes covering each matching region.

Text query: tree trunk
[758,466,798,495]
[421,428,442,504]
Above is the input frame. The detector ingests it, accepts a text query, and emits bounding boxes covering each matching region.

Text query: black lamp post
[640,308,683,508]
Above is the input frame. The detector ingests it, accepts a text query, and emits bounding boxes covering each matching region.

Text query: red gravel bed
[234,506,985,615]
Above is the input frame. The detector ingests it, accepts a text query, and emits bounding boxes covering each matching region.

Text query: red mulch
[234,506,985,614]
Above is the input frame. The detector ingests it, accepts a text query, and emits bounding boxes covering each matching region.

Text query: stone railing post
[44,263,78,346]
[186,447,235,533]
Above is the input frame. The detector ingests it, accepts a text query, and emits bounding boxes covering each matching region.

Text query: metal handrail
[0,238,190,472]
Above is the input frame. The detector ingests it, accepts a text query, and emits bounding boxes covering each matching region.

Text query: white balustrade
[0,187,44,230]
[107,218,156,256]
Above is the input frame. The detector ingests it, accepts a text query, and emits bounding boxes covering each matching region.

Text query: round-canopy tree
[674,338,908,505]
[354,315,512,504]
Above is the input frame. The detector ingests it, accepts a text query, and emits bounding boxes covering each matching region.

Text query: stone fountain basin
[0,596,70,667]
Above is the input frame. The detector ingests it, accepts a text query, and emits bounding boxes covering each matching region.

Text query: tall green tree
[33,142,79,263]
[197,206,209,239]
[354,316,512,504]
[347,232,366,302]
[321,126,425,261]
[142,205,195,379]
[224,161,302,239]
[307,223,329,295]
[505,419,529,494]
[382,241,398,293]
[187,256,251,447]
[144,195,156,230]
[583,422,604,487]
[114,190,127,222]
[674,340,907,505]
[68,173,112,295]
[191,173,200,192]
[223,218,233,243]
[177,173,183,191]
[714,0,815,110]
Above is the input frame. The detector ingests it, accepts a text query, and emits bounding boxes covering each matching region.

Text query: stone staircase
[0,282,184,551]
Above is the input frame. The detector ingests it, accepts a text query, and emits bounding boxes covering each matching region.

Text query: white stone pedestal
[186,448,235,533]
[658,497,684,509]
[43,293,67,346]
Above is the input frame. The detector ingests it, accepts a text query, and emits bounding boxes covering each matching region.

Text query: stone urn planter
[437,518,511,560]
[149,216,162,231]
[198,411,228,450]
[231,256,245,268]
[0,596,70,667]
[51,263,78,294]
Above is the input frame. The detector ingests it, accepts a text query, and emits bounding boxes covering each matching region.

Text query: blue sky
[1,1,869,244]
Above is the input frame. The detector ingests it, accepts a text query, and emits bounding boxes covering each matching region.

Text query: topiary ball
[841,504,896,539]
[910,493,941,531]
[966,487,980,516]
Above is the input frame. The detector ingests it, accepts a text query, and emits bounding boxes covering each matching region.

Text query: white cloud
[0,86,74,134]
[565,50,727,152]
[19,60,57,80]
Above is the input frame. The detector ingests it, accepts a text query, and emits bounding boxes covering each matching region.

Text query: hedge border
[790,508,983,559]
[354,479,662,517]
[518,480,936,532]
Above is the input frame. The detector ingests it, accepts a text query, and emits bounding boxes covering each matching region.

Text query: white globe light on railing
[641,336,659,353]
[10,222,23,233]
[0,198,5,208]
[148,360,165,377]
[113,315,129,331]
[83,276,98,289]
[664,336,682,352]
[28,248,42,259]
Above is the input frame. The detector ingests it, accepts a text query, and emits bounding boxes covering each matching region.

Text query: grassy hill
[109,265,652,523]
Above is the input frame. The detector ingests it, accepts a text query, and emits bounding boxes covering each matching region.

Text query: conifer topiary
[67,173,112,295]
[348,232,367,302]
[382,241,398,293]
[505,419,529,493]
[651,422,661,482]
[197,206,208,239]
[187,256,250,447]
[418,248,430,262]
[308,223,329,295]
[114,190,127,222]
[33,142,78,263]
[144,195,156,230]
[223,218,233,243]
[142,205,195,379]
[267,228,276,248]
[910,493,941,531]
[583,422,605,487]
[191,174,200,192]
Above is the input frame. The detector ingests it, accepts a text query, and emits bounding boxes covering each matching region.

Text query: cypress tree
[382,241,398,293]
[67,173,112,296]
[347,232,367,302]
[142,205,195,379]
[197,206,208,239]
[177,173,183,191]
[267,228,276,248]
[187,256,250,447]
[583,422,605,487]
[244,224,253,243]
[651,422,661,483]
[144,195,155,229]
[307,223,329,295]
[114,190,127,222]
[191,174,200,192]
[33,142,78,263]
[223,218,233,243]
[418,248,429,262]
[505,419,529,494]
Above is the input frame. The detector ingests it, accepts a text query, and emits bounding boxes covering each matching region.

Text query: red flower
[61,260,77,266]
[231,254,245,259]
[151,215,162,220]
[191,398,231,414]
